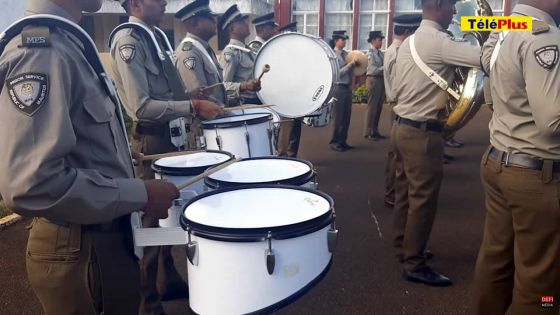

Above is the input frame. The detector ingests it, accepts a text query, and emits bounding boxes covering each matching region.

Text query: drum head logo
[7,73,49,116]
[312,85,325,102]
[535,45,559,71]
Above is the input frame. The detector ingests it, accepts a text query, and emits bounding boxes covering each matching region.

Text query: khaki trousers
[26,218,140,315]
[474,148,560,315]
[277,118,302,157]
[392,123,443,272]
[131,132,186,315]
[384,110,397,203]
[330,85,353,145]
[363,76,385,137]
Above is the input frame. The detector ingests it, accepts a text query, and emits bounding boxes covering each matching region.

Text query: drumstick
[202,82,224,92]
[223,104,276,112]
[257,64,271,82]
[139,150,205,161]
[176,158,241,190]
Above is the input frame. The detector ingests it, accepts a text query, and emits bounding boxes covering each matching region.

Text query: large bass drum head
[254,33,336,118]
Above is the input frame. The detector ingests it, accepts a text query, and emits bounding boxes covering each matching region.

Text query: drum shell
[202,114,274,158]
[187,226,332,315]
[303,103,333,128]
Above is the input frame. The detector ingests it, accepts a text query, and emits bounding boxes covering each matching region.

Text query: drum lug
[267,128,274,155]
[186,225,199,266]
[327,213,339,253]
[215,134,223,151]
[244,124,252,157]
[265,231,275,275]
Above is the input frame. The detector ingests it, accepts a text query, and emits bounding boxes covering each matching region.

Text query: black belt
[135,122,166,137]
[83,216,130,233]
[488,147,560,172]
[395,115,442,133]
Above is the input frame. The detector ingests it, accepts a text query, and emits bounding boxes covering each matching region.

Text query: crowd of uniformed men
[0,0,559,314]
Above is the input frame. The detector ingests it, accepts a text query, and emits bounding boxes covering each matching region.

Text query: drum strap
[182,37,221,80]
[409,34,461,101]
[226,44,253,53]
[490,17,540,72]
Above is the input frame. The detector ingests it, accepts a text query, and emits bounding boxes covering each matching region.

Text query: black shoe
[443,153,455,164]
[160,285,188,301]
[445,139,463,148]
[403,267,453,287]
[372,133,387,140]
[341,143,355,149]
[330,144,346,152]
[397,250,434,262]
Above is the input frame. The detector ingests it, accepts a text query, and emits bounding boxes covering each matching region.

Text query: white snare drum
[180,186,338,315]
[205,157,317,190]
[254,33,339,118]
[202,113,275,158]
[303,102,334,127]
[152,151,233,227]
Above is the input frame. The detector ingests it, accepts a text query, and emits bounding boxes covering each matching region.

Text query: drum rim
[151,150,234,176]
[180,184,334,242]
[204,157,315,189]
[187,257,333,315]
[253,33,337,118]
[201,113,272,129]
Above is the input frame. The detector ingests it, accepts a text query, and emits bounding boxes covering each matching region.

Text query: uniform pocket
[83,92,119,156]
[27,218,81,263]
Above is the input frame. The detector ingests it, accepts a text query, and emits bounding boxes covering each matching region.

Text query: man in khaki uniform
[248,12,278,53]
[383,14,421,208]
[174,0,254,107]
[392,0,480,286]
[0,0,181,314]
[474,1,560,314]
[219,4,262,105]
[364,30,386,140]
[330,30,358,152]
[111,1,223,314]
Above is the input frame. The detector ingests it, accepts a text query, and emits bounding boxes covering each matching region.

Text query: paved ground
[0,104,492,315]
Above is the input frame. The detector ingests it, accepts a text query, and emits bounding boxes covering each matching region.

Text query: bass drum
[254,33,338,118]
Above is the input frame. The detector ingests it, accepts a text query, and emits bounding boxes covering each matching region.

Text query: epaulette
[182,41,193,51]
[20,26,50,48]
[532,20,550,35]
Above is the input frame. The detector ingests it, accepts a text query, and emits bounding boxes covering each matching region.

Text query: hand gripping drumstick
[257,64,271,82]
[176,158,241,191]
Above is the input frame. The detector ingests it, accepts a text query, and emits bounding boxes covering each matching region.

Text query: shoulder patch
[532,20,550,35]
[223,52,233,63]
[183,57,196,70]
[119,44,136,63]
[6,73,49,116]
[21,26,50,48]
[534,45,559,71]
[182,41,193,51]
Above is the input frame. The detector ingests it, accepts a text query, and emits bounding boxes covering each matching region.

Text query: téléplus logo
[460,16,533,31]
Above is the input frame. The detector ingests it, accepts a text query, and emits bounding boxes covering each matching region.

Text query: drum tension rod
[265,231,275,275]
[327,213,339,253]
[186,225,199,266]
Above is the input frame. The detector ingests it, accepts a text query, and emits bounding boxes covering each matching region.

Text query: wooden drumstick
[222,104,276,112]
[176,158,241,191]
[139,150,205,162]
[257,64,271,82]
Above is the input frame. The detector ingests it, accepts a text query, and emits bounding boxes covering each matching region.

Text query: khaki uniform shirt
[482,4,560,159]
[220,39,258,102]
[367,47,384,77]
[393,20,480,121]
[175,33,227,105]
[383,38,402,103]
[0,0,147,224]
[111,16,193,124]
[334,47,353,85]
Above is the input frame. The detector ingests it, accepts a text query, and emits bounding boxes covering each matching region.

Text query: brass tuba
[442,0,493,136]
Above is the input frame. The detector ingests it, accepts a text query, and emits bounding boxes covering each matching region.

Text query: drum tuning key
[327,213,339,253]
[186,225,199,266]
[265,231,275,275]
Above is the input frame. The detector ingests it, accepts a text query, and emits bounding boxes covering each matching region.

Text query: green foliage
[0,200,11,219]
[353,84,368,104]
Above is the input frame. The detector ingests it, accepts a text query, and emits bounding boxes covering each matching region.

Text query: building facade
[277,0,521,50]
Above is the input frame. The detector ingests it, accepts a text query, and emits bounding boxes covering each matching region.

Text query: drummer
[248,12,278,53]
[276,22,304,158]
[218,4,262,106]
[329,30,359,152]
